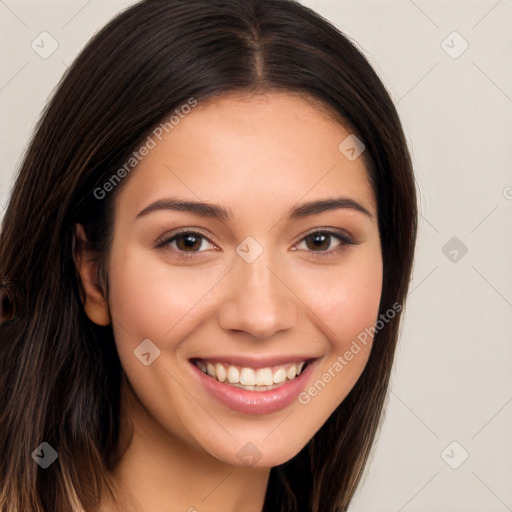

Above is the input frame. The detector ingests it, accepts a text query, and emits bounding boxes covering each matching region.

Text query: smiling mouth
[192,359,310,392]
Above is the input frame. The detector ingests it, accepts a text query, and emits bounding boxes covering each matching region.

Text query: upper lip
[190,355,319,368]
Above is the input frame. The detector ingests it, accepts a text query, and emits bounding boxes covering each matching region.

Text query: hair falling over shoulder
[0,1,417,510]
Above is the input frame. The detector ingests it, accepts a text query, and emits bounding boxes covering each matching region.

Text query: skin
[75,91,383,512]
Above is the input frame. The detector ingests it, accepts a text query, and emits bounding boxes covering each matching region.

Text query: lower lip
[191,361,316,415]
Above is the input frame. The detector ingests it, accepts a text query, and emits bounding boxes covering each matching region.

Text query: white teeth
[206,362,216,378]
[227,365,240,384]
[215,363,227,382]
[195,359,308,388]
[255,367,273,386]
[273,368,287,384]
[240,367,256,386]
[286,364,297,380]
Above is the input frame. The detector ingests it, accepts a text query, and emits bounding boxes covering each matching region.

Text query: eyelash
[155,229,356,260]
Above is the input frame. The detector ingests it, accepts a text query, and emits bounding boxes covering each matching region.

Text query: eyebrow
[136,196,373,221]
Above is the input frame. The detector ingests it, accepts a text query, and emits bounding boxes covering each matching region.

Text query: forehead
[115,91,376,221]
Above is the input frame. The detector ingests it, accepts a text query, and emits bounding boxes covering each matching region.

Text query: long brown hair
[0,1,417,510]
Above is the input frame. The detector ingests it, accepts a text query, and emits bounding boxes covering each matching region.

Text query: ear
[73,224,111,326]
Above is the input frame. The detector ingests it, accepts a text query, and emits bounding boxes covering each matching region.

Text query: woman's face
[100,92,382,467]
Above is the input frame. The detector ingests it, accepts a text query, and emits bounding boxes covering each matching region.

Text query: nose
[217,253,298,339]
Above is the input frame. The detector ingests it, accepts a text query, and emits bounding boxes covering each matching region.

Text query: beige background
[1,0,511,510]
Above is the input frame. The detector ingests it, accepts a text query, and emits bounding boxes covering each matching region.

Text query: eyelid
[155,226,358,257]
[290,228,357,257]
[155,228,220,259]
[154,228,219,251]
[292,227,356,247]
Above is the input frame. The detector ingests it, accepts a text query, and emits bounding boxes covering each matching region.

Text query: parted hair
[0,1,417,510]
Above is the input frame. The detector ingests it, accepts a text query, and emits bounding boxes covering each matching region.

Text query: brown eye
[294,230,355,256]
[304,232,332,251]
[156,230,217,257]
[174,233,204,252]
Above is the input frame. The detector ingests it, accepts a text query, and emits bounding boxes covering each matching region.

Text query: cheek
[297,248,383,349]
[106,245,224,344]
[104,245,228,442]
[107,240,382,363]
[292,249,382,425]
[331,261,382,344]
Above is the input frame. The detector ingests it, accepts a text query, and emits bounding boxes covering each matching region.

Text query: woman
[0,0,417,510]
